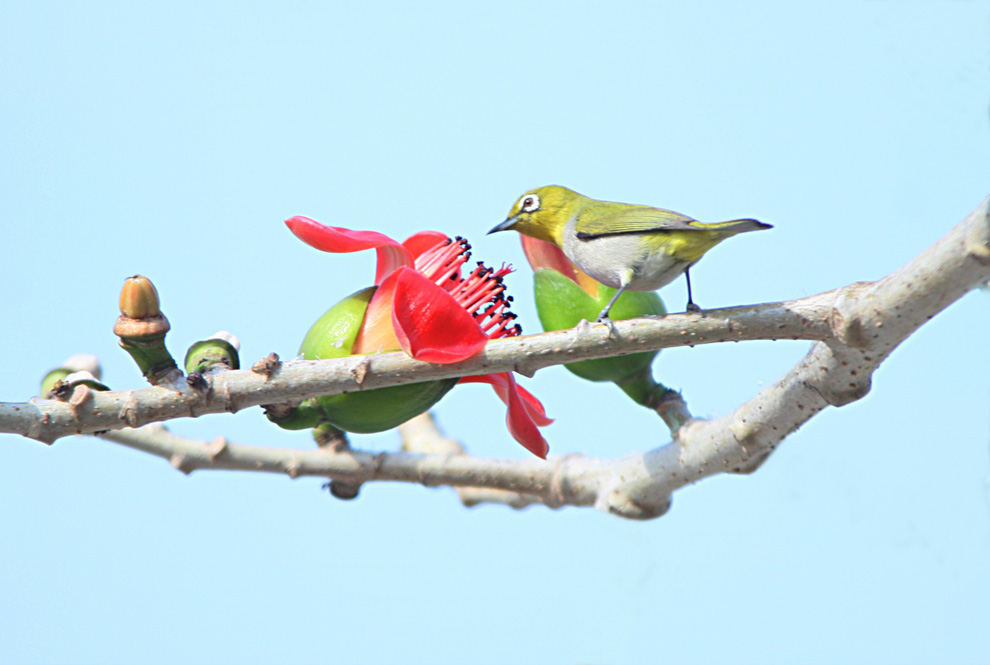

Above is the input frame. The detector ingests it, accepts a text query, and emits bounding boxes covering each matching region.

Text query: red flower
[286,216,552,458]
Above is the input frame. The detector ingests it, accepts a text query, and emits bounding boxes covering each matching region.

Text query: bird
[489,185,772,322]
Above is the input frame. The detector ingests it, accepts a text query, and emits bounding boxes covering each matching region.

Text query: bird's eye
[520,194,540,213]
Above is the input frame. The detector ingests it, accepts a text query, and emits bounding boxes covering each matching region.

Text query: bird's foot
[685,302,702,314]
[594,315,618,337]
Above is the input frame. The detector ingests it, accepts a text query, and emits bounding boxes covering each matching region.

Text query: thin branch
[25,196,988,519]
[2,295,840,442]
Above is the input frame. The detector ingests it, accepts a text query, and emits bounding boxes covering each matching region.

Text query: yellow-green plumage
[490,185,771,321]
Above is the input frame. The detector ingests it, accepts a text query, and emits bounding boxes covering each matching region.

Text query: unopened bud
[113,274,177,383]
[40,355,107,397]
[184,333,241,374]
[119,275,161,319]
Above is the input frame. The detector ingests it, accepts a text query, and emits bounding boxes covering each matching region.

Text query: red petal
[520,235,577,279]
[459,372,550,459]
[460,373,554,426]
[511,382,555,427]
[402,231,450,259]
[390,268,488,363]
[520,235,600,297]
[285,216,413,285]
[351,272,401,355]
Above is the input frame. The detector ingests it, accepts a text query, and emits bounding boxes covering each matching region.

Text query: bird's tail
[700,218,773,235]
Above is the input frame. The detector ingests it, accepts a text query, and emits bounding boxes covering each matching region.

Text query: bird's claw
[595,315,618,337]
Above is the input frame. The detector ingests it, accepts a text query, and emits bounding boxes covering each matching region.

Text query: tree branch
[3,196,988,519]
[2,294,840,442]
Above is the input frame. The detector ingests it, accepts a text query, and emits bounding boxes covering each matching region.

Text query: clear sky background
[2,2,988,664]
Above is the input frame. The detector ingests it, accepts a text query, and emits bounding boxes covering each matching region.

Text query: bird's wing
[574,206,702,239]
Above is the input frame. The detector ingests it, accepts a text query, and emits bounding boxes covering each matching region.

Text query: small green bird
[489,185,772,322]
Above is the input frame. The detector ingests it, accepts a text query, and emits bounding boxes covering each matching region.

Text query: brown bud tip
[119,275,161,318]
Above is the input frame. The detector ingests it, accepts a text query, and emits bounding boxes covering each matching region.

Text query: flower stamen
[415,242,521,341]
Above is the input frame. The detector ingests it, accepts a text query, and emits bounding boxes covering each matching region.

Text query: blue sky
[1,2,988,663]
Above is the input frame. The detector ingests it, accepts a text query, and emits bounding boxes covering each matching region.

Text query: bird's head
[488,185,583,246]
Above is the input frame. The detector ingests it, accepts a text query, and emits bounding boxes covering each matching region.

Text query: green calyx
[184,338,240,374]
[533,269,666,406]
[270,286,458,434]
[40,368,74,397]
[40,368,109,397]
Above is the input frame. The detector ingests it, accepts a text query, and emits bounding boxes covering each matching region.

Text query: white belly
[562,218,691,291]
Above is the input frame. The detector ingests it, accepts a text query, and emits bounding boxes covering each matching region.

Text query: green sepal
[184,339,240,374]
[40,369,73,397]
[533,269,665,390]
[40,368,109,397]
[311,379,459,433]
[276,286,459,434]
[299,287,377,361]
[69,377,110,392]
[266,399,325,431]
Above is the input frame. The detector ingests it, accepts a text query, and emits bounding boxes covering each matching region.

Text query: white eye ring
[520,194,540,213]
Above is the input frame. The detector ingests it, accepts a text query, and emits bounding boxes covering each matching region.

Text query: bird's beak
[488,215,519,235]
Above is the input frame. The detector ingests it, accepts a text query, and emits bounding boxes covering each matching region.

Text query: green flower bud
[40,368,73,397]
[61,371,110,392]
[270,287,457,434]
[533,268,667,406]
[113,275,177,383]
[40,355,108,397]
[184,332,241,374]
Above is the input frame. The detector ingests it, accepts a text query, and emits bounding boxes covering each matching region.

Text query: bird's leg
[596,285,628,323]
[684,267,701,313]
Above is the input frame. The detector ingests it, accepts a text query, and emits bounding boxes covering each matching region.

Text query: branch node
[25,403,56,444]
[599,485,672,520]
[829,282,875,349]
[120,392,142,428]
[546,454,580,508]
[170,454,192,475]
[185,371,209,393]
[351,356,372,386]
[67,384,94,416]
[730,450,773,475]
[251,353,281,378]
[219,378,238,413]
[206,436,228,460]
